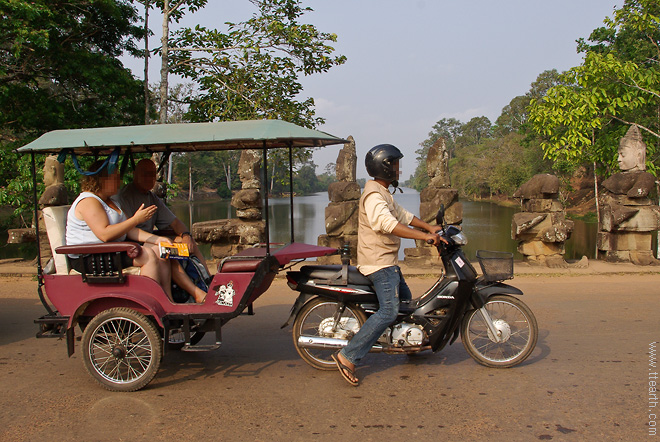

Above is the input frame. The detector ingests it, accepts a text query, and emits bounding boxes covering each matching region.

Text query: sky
[122,0,623,180]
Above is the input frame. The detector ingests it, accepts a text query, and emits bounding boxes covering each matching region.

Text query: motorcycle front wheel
[461,294,538,368]
[292,297,367,370]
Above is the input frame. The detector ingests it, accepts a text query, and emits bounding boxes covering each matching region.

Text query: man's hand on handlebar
[425,233,448,246]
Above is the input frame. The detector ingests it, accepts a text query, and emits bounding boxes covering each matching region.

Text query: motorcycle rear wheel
[461,294,538,368]
[293,297,367,370]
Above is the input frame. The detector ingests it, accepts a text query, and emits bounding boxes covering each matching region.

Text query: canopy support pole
[262,141,270,256]
[32,153,54,315]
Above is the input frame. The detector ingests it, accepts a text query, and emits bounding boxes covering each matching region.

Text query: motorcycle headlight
[451,231,468,245]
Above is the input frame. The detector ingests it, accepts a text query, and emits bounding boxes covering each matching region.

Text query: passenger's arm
[168,217,196,249]
[77,198,156,242]
[127,228,173,246]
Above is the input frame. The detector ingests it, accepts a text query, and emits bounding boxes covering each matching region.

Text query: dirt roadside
[0,262,658,441]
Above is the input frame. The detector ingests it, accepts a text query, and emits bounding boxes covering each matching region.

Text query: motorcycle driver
[332,144,445,386]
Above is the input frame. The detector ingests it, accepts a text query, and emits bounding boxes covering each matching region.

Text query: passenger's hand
[179,233,195,251]
[132,203,157,224]
[158,236,174,246]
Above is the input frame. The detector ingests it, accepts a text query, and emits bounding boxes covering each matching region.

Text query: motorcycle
[284,205,538,370]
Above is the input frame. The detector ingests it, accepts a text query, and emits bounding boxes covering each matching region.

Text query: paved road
[0,274,658,441]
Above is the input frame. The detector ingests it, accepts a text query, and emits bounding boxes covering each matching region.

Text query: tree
[457,116,493,148]
[0,0,145,139]
[169,0,346,128]
[0,0,146,225]
[528,0,660,175]
[151,0,208,123]
[495,70,563,137]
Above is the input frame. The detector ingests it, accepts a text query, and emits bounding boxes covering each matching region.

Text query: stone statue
[39,155,68,207]
[232,149,262,220]
[194,149,265,258]
[405,137,462,265]
[617,124,646,172]
[426,138,451,188]
[318,136,360,264]
[511,174,580,267]
[598,125,660,265]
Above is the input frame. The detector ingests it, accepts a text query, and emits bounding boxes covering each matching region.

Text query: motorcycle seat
[299,265,371,286]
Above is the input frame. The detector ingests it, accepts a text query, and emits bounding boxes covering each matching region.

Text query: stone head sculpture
[43,155,65,187]
[39,155,68,206]
[618,125,646,172]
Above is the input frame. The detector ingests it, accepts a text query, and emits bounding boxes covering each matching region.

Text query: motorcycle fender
[280,293,312,329]
[472,283,524,308]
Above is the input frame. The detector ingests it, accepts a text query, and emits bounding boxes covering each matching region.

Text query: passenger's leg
[171,260,207,303]
[134,248,172,299]
[175,236,209,273]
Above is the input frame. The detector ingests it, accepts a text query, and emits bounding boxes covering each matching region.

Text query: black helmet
[365,144,403,184]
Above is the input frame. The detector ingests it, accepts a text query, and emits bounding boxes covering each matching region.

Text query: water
[0,188,599,261]
[168,188,598,261]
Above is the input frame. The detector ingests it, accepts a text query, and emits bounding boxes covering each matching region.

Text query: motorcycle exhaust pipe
[297,335,384,352]
[297,336,431,354]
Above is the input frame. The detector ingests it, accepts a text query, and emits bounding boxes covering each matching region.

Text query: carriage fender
[472,282,524,308]
[69,293,167,329]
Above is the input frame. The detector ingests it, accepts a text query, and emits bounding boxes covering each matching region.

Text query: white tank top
[65,192,127,252]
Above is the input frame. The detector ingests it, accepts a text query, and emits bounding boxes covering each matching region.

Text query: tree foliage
[169,0,346,128]
[528,0,660,175]
[409,71,557,197]
[0,0,146,226]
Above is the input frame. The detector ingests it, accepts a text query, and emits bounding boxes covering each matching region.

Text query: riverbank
[2,255,657,279]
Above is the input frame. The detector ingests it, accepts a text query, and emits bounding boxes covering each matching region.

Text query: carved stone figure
[617,124,646,172]
[318,136,359,264]
[404,137,462,265]
[598,126,660,265]
[39,156,68,207]
[194,149,265,258]
[511,174,579,268]
[233,149,262,220]
[426,138,451,188]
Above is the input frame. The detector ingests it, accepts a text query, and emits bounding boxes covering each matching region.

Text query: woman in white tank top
[65,160,173,299]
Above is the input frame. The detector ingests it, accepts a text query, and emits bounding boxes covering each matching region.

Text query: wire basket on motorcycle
[475,250,514,282]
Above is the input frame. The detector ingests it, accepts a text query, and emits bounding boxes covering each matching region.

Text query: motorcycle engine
[385,322,426,347]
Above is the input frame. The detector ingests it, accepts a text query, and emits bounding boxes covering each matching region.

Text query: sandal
[331,351,359,386]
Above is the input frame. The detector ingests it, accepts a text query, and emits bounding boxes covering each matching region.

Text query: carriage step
[35,315,68,338]
[181,343,221,352]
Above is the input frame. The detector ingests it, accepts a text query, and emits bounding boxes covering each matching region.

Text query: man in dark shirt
[118,159,209,303]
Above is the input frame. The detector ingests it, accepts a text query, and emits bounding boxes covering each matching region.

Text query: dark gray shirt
[117,183,177,233]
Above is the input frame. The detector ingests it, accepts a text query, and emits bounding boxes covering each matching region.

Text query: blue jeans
[340,266,411,365]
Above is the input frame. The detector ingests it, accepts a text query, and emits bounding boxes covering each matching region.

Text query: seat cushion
[42,205,71,275]
[299,265,371,286]
[219,259,262,273]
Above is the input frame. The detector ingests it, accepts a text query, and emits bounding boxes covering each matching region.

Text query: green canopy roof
[17,120,347,155]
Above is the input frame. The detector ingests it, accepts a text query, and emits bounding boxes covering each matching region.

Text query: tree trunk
[159,0,169,124]
[270,162,276,193]
[144,0,150,124]
[593,161,600,259]
[188,155,193,202]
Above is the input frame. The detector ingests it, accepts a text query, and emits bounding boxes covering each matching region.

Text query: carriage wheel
[81,307,162,392]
